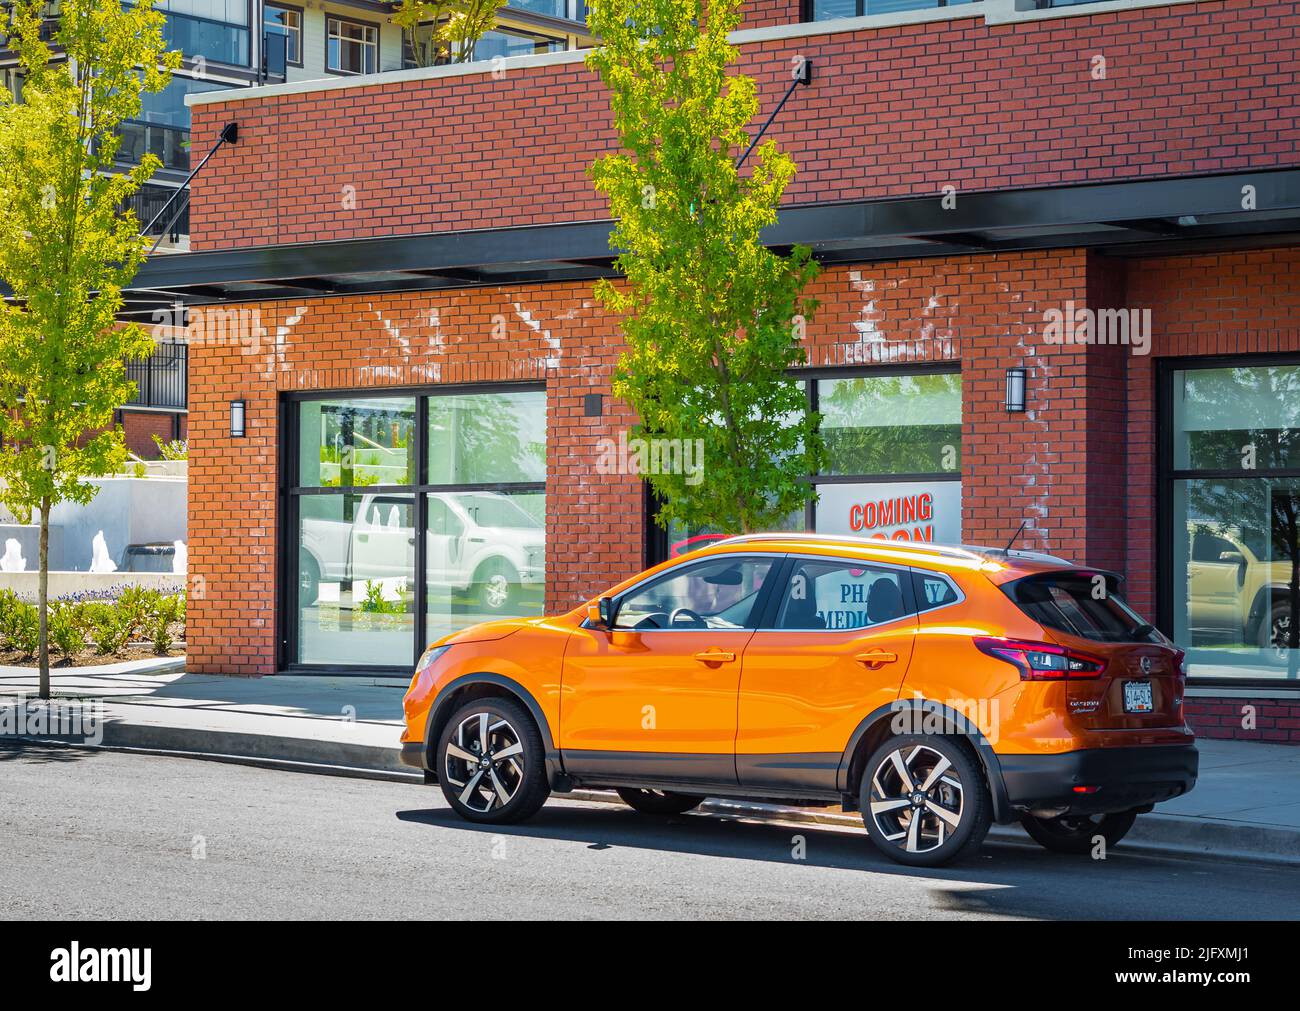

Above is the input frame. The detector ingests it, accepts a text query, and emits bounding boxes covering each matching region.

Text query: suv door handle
[855,650,898,670]
[694,650,736,664]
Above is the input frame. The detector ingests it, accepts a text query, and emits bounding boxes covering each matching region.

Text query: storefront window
[296,494,416,667]
[1170,364,1300,680]
[654,369,962,558]
[298,397,416,487]
[289,387,545,670]
[426,391,545,484]
[818,372,961,476]
[425,390,546,642]
[814,370,961,543]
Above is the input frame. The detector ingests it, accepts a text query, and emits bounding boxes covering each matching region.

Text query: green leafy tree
[0,0,180,698]
[586,0,824,534]
[393,0,507,67]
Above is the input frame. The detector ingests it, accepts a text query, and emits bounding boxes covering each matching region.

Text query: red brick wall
[740,0,799,29]
[1186,697,1300,743]
[812,249,1135,563]
[189,0,1300,251]
[120,410,185,459]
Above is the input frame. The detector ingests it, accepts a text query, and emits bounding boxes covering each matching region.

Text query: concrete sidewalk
[4,665,1300,865]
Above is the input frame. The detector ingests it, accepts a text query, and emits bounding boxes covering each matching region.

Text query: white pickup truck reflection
[299,490,544,613]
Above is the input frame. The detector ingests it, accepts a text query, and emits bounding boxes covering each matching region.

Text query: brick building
[122,0,1300,742]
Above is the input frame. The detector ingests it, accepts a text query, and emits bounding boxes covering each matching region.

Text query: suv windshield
[1002,572,1160,644]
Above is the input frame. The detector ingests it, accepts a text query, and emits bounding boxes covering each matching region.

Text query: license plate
[1124,680,1154,713]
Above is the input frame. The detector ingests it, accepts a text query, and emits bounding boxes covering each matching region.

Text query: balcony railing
[160,9,251,67]
[116,120,190,172]
[124,343,187,411]
[123,182,189,243]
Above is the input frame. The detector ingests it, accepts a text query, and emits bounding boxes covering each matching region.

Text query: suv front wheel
[436,697,550,824]
[861,735,991,867]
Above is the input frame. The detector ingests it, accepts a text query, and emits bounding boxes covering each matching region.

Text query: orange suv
[400,535,1198,866]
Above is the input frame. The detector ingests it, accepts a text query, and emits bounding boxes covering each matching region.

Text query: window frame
[910,568,966,615]
[264,1,304,67]
[645,362,963,565]
[802,0,981,21]
[325,14,379,77]
[1156,351,1300,688]
[280,382,546,674]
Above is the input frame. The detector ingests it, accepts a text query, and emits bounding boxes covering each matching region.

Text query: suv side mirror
[587,596,615,628]
[1218,550,1246,565]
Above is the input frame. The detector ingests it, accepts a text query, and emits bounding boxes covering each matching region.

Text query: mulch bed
[0,645,184,668]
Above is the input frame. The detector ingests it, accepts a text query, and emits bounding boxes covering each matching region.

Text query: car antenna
[1002,520,1028,555]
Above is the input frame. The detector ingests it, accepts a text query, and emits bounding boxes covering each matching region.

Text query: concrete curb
[0,655,186,678]
[9,717,1300,867]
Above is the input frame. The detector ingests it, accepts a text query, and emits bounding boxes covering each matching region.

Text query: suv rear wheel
[1019,810,1137,854]
[436,697,550,824]
[861,735,991,867]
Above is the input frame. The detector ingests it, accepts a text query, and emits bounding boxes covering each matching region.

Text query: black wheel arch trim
[837,698,1013,824]
[421,671,562,784]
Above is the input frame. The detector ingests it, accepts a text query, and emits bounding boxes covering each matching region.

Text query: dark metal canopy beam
[122,167,1300,314]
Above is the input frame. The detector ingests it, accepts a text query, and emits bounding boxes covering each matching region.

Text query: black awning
[119,167,1300,318]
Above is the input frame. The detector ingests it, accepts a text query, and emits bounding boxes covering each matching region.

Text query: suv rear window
[1002,572,1159,644]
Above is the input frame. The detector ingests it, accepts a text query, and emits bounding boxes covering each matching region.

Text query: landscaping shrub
[144,593,182,655]
[5,602,40,657]
[48,602,87,657]
[0,588,19,640]
[114,585,157,641]
[84,601,132,656]
[0,588,185,661]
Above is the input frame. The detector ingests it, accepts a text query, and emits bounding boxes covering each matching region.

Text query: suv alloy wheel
[861,735,991,867]
[436,697,550,824]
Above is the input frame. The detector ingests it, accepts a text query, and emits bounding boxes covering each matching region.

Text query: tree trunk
[38,497,50,700]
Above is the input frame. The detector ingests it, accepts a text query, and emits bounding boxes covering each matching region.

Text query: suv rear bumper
[997,744,1198,816]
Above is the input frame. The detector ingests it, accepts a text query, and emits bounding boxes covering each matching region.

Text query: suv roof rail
[714,533,988,562]
[712,533,1076,567]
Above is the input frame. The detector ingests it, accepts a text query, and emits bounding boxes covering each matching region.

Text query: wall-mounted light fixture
[1005,367,1027,413]
[230,399,246,438]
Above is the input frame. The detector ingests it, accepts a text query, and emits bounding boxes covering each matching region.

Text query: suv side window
[912,569,961,611]
[771,559,910,631]
[613,556,775,631]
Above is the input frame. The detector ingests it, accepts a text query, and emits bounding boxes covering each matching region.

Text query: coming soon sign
[818,481,962,544]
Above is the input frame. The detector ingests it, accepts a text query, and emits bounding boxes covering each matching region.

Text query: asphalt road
[2,744,1297,920]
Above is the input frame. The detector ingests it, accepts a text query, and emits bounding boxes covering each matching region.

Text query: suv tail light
[974,637,1107,680]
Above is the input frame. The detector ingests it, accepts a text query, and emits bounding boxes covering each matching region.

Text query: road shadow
[395,801,1300,920]
[0,739,101,764]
